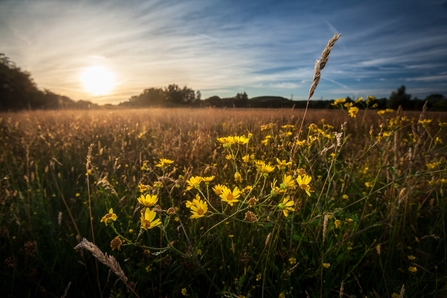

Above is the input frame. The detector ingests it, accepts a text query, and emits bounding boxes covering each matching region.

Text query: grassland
[1,107,446,297]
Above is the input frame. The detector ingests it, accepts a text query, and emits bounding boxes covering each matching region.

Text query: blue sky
[1,0,447,104]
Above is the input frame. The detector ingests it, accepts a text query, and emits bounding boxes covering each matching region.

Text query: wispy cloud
[1,0,446,104]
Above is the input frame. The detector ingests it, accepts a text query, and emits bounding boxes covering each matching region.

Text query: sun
[80,66,116,95]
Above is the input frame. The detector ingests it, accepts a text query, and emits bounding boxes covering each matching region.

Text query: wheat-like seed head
[308,33,341,101]
[74,238,129,284]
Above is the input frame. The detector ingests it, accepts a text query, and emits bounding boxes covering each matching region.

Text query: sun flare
[80,66,116,95]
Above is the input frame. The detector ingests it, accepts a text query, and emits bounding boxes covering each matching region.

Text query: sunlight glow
[80,66,116,95]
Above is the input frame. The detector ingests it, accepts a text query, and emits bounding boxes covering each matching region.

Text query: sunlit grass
[1,106,446,297]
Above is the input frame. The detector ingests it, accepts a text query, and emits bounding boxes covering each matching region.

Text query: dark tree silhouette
[387,85,411,110]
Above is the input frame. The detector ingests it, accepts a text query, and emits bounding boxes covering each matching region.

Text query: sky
[1,0,447,105]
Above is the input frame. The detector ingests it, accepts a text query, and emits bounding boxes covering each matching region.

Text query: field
[1,106,446,297]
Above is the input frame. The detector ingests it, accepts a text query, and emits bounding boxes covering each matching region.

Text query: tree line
[1,53,447,111]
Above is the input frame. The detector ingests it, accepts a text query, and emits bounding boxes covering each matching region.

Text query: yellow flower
[234,135,250,145]
[296,174,312,196]
[331,98,346,106]
[280,174,296,190]
[212,184,225,195]
[140,208,162,230]
[418,119,432,126]
[137,194,158,207]
[242,185,253,193]
[348,106,359,118]
[217,136,235,146]
[202,176,215,183]
[289,257,297,265]
[100,208,117,226]
[261,123,275,131]
[334,219,341,229]
[234,172,243,183]
[408,266,417,273]
[186,197,208,219]
[181,288,188,296]
[295,139,306,147]
[155,158,174,168]
[276,158,292,170]
[242,154,250,163]
[219,186,241,206]
[355,97,363,103]
[344,102,353,108]
[138,183,150,193]
[407,255,416,260]
[255,160,275,174]
[225,154,233,160]
[277,196,295,217]
[186,176,202,191]
[322,263,330,268]
[261,138,270,146]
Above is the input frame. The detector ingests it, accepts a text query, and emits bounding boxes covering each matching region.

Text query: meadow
[1,105,446,297]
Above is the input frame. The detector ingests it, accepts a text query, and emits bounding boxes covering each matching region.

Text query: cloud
[1,0,447,104]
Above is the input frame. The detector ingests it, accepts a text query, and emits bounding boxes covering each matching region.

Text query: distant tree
[0,53,41,110]
[195,90,201,102]
[130,87,165,106]
[0,54,78,110]
[234,92,248,108]
[387,85,411,110]
[164,84,195,105]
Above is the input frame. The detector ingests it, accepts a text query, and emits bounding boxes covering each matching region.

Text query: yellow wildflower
[289,257,297,265]
[219,186,241,206]
[344,102,353,108]
[322,263,330,268]
[418,119,432,126]
[408,266,417,273]
[295,139,306,146]
[255,160,275,174]
[186,197,208,219]
[181,288,188,296]
[348,106,359,118]
[186,176,202,191]
[234,172,243,183]
[100,208,117,226]
[278,196,295,217]
[296,174,312,196]
[331,98,346,106]
[234,135,250,145]
[217,136,235,146]
[138,183,150,193]
[276,158,292,170]
[242,154,250,163]
[202,176,215,183]
[334,219,341,229]
[280,174,296,189]
[137,194,158,207]
[140,208,162,230]
[407,255,416,260]
[212,184,225,195]
[155,158,174,168]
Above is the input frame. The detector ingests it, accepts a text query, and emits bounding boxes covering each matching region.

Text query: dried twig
[74,238,139,297]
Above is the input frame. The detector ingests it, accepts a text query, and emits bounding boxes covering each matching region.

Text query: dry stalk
[308,33,341,102]
[74,238,139,297]
[293,33,341,161]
